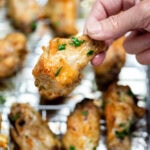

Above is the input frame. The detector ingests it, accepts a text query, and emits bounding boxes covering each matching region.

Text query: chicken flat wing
[103,84,145,150]
[44,0,77,36]
[62,99,100,150]
[94,37,126,91]
[9,103,61,150]
[32,35,105,100]
[7,0,44,33]
[0,33,27,78]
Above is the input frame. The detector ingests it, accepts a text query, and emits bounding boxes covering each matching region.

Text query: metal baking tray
[0,2,150,150]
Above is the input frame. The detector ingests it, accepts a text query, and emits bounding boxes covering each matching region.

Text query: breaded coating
[0,33,27,78]
[103,84,145,150]
[62,99,100,150]
[44,0,77,36]
[32,35,105,100]
[0,0,5,7]
[7,0,44,33]
[9,103,61,150]
[94,37,126,91]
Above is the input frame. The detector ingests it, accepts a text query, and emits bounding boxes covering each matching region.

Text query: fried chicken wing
[0,33,27,78]
[32,35,105,100]
[7,0,44,33]
[9,103,61,150]
[44,0,78,36]
[103,84,145,150]
[62,99,100,150]
[0,0,5,7]
[94,37,126,91]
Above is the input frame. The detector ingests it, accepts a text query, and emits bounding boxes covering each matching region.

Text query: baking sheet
[0,2,149,150]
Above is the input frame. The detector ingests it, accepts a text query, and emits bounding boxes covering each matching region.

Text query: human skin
[84,0,150,65]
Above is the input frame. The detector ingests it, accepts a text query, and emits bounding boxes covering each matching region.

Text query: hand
[84,0,150,65]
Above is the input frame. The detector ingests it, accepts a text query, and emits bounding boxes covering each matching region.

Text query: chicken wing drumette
[62,99,101,150]
[7,0,44,33]
[9,103,61,150]
[0,33,27,78]
[103,84,145,150]
[32,35,105,100]
[44,0,77,36]
[94,37,126,91]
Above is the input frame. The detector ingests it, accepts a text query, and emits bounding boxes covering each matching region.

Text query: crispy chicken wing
[103,84,145,150]
[32,35,105,100]
[94,37,126,91]
[62,99,100,150]
[0,0,5,7]
[9,103,61,150]
[0,33,27,78]
[44,0,77,36]
[7,0,44,33]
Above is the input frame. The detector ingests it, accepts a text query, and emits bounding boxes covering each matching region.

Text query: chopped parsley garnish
[54,20,60,27]
[127,90,133,96]
[93,147,96,150]
[55,66,63,77]
[119,123,126,127]
[82,111,88,116]
[58,44,66,51]
[115,122,131,140]
[0,95,5,104]
[87,50,94,56]
[70,37,85,47]
[31,22,37,31]
[25,135,29,139]
[69,146,75,150]
[11,113,20,121]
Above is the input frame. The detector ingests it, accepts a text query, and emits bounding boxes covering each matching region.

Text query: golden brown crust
[44,0,78,36]
[32,35,105,100]
[9,103,61,150]
[7,0,44,33]
[0,33,27,78]
[94,37,126,91]
[62,99,100,150]
[103,84,145,150]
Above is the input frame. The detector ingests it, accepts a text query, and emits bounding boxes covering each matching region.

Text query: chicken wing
[44,0,77,36]
[0,33,27,78]
[7,0,44,33]
[103,84,145,150]
[62,99,100,150]
[94,37,126,91]
[9,103,61,150]
[32,35,105,100]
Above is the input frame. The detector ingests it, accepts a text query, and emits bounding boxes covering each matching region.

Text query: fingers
[124,32,150,54]
[91,52,106,66]
[85,0,150,41]
[136,48,150,65]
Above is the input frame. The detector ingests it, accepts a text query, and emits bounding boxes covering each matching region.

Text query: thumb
[86,1,149,40]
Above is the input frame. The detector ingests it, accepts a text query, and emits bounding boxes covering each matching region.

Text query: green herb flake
[55,66,63,77]
[69,146,75,150]
[70,37,85,47]
[118,123,126,127]
[0,95,5,104]
[93,147,96,150]
[58,44,66,51]
[82,111,88,116]
[87,50,94,56]
[54,20,60,27]
[31,22,37,31]
[127,90,133,96]
[25,135,29,139]
[11,113,20,121]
